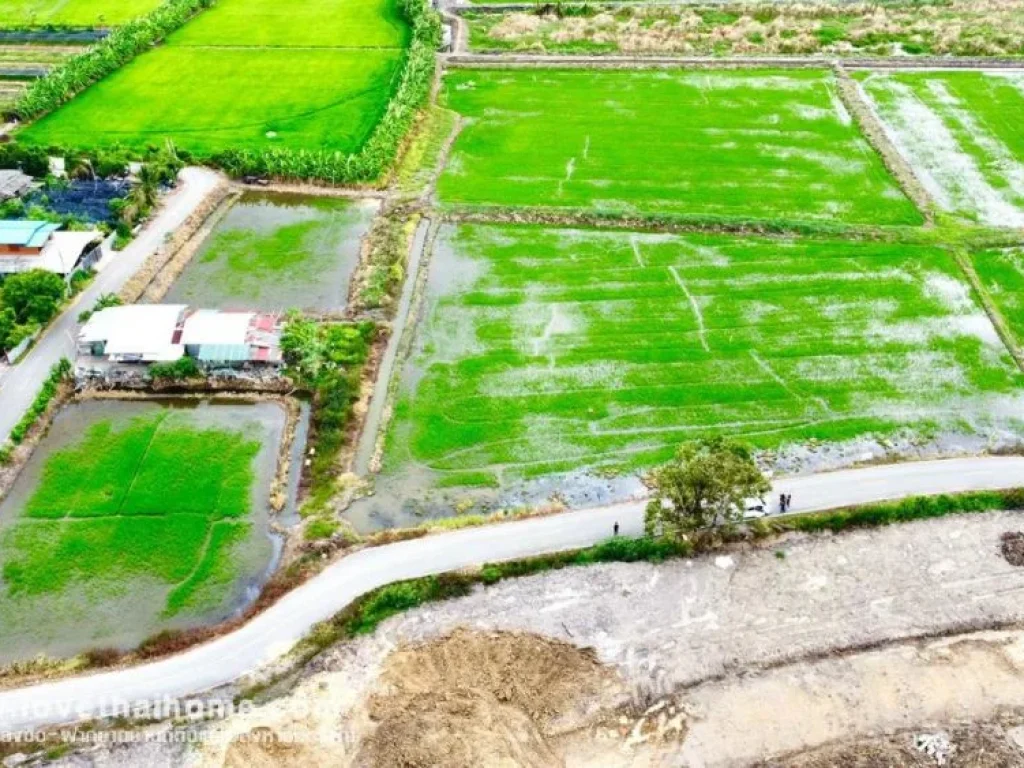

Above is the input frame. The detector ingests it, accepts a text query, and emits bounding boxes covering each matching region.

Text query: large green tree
[644,437,770,540]
[1,269,66,325]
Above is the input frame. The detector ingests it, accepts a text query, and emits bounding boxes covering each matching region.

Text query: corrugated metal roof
[0,220,59,248]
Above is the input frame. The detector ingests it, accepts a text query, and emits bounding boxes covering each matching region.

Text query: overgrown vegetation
[776,488,1024,534]
[469,1,1024,57]
[281,316,376,530]
[0,269,67,355]
[353,213,416,313]
[77,291,122,323]
[148,356,201,380]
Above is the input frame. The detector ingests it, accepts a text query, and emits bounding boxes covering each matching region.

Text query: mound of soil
[223,727,317,768]
[1001,532,1024,567]
[358,628,617,767]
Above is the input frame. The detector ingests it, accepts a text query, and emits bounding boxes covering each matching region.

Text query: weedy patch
[468,0,1024,58]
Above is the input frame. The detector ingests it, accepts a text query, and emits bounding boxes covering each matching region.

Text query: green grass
[0,0,163,28]
[20,45,403,155]
[18,0,411,156]
[437,68,921,227]
[385,223,1024,488]
[974,247,1024,346]
[856,70,1024,227]
[0,412,260,614]
[167,0,410,48]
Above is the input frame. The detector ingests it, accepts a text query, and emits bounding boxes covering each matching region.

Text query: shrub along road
[0,166,221,445]
[0,455,1022,731]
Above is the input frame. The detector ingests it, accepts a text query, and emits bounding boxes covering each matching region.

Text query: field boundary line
[831,62,935,225]
[423,114,465,204]
[439,206,895,240]
[170,44,407,51]
[667,265,709,352]
[443,54,832,69]
[749,350,834,416]
[443,53,1024,71]
[115,413,169,515]
[952,249,1024,373]
[167,522,216,592]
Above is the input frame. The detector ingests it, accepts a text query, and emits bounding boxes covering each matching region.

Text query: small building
[77,304,283,368]
[78,303,187,363]
[0,220,102,278]
[0,170,33,201]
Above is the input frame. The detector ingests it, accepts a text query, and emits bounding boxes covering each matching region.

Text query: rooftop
[0,220,60,249]
[0,170,33,201]
[79,304,186,362]
[0,230,102,275]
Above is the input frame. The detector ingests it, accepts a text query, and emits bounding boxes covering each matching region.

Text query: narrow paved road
[0,167,221,444]
[1,455,1022,731]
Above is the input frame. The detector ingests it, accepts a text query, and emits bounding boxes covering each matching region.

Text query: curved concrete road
[0,167,222,444]
[1,455,1023,730]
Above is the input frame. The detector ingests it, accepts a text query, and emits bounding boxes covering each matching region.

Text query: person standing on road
[613,521,620,536]
[779,493,787,513]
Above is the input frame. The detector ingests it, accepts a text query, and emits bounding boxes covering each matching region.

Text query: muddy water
[0,399,301,664]
[164,193,379,313]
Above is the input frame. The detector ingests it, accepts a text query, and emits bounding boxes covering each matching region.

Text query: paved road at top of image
[0,167,221,444]
[1,455,1022,731]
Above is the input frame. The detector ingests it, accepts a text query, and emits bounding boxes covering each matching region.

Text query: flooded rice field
[164,193,378,313]
[0,398,301,664]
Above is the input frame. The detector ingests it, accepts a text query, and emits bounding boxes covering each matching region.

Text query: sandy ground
[29,510,1024,767]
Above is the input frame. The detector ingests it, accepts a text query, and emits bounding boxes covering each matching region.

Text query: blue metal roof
[0,220,59,248]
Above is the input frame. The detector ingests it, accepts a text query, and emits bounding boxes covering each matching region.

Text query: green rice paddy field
[385,224,1024,489]
[0,400,283,662]
[437,68,921,226]
[0,0,162,28]
[19,0,410,155]
[856,70,1024,227]
[974,247,1024,346]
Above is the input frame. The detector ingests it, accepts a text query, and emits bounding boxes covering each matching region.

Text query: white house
[77,304,283,367]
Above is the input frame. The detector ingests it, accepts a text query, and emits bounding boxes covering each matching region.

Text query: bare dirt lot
[38,510,1024,767]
